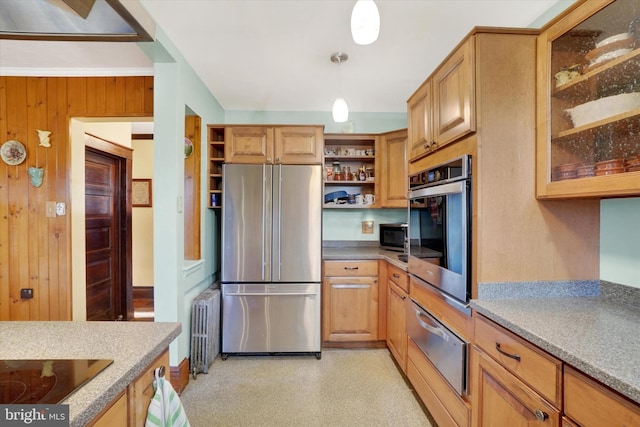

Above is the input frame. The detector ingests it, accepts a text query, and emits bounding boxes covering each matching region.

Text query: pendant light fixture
[351,0,380,45]
[331,52,349,123]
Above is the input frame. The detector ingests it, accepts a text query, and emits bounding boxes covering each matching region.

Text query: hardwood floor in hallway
[179,348,435,426]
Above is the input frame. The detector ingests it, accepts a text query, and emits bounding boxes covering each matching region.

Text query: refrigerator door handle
[261,165,267,280]
[276,165,282,280]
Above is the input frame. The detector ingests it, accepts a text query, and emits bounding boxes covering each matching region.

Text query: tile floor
[179,349,435,427]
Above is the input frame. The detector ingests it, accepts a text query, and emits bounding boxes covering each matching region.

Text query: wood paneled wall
[0,76,153,320]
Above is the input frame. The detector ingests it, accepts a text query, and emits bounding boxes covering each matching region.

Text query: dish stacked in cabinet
[536,0,640,199]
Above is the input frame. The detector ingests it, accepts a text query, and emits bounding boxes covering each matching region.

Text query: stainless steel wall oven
[408,154,472,304]
[407,154,472,396]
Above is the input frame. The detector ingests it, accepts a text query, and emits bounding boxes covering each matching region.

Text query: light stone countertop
[471,282,640,404]
[0,321,181,427]
[323,240,408,270]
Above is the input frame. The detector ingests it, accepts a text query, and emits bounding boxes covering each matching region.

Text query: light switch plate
[362,220,374,234]
[45,201,56,218]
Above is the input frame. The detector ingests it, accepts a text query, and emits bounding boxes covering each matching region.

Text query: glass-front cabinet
[536,0,640,198]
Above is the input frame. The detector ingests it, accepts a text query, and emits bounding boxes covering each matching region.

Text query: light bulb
[332,97,349,123]
[351,0,380,45]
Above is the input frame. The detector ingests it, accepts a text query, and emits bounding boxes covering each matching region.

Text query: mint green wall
[224,111,406,134]
[143,28,224,365]
[600,198,640,288]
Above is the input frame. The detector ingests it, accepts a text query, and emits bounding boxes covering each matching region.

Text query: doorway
[84,134,133,321]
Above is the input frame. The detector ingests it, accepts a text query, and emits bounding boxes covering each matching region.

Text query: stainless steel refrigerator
[221,163,322,358]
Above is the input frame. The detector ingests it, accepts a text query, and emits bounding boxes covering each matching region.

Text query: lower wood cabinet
[472,314,640,427]
[386,264,408,372]
[564,365,640,427]
[470,346,560,427]
[89,349,170,427]
[322,260,379,342]
[87,390,128,427]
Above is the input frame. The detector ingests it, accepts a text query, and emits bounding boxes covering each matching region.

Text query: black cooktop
[0,359,113,404]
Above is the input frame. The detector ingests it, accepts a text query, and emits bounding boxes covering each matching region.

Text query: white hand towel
[145,367,191,427]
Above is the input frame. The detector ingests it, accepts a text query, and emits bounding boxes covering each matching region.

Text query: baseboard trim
[170,358,190,395]
[322,340,388,349]
[133,286,154,300]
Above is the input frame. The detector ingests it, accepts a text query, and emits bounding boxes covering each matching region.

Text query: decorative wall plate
[1,140,27,166]
[184,138,194,158]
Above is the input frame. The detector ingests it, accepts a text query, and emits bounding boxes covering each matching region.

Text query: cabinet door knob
[534,409,548,421]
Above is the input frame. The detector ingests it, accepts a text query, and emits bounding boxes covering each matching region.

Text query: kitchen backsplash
[322,208,406,241]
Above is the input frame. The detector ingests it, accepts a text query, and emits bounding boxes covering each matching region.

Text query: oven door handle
[413,307,449,341]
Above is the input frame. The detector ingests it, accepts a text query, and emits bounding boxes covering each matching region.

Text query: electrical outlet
[45,201,56,218]
[20,288,34,299]
[56,202,66,216]
[362,220,374,234]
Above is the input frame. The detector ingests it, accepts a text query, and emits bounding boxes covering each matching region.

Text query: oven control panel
[409,155,471,189]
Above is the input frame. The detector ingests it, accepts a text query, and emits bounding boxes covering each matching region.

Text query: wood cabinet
[224,125,323,164]
[131,350,170,426]
[470,347,561,427]
[408,82,433,161]
[471,315,562,427]
[379,129,408,208]
[536,0,640,198]
[472,314,640,427]
[408,36,475,162]
[323,133,378,209]
[89,349,170,426]
[564,365,640,427]
[474,315,562,407]
[322,260,379,342]
[386,264,408,372]
[87,390,128,427]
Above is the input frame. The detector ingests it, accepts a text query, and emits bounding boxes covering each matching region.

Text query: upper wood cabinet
[536,0,640,199]
[380,129,408,208]
[274,126,323,164]
[225,125,323,164]
[408,82,433,160]
[408,36,475,162]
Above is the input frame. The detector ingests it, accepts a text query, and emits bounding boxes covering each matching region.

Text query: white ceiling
[0,0,575,114]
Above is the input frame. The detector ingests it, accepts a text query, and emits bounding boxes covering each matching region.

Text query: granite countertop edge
[322,240,407,270]
[471,281,640,404]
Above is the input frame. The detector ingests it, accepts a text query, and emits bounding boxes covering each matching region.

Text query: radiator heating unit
[190,286,220,378]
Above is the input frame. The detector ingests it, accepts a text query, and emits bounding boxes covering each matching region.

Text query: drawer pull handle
[496,343,521,361]
[344,267,359,271]
[392,273,400,279]
[534,409,548,421]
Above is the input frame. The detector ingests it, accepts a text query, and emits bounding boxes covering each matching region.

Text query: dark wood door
[85,149,123,321]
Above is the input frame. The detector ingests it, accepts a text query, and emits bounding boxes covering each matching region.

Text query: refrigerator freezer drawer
[222,283,321,354]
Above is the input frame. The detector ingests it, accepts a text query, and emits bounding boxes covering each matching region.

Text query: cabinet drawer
[387,264,408,293]
[475,315,561,406]
[324,260,377,277]
[564,366,640,427]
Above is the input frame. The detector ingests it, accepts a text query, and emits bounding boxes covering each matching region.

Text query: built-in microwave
[379,223,407,252]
